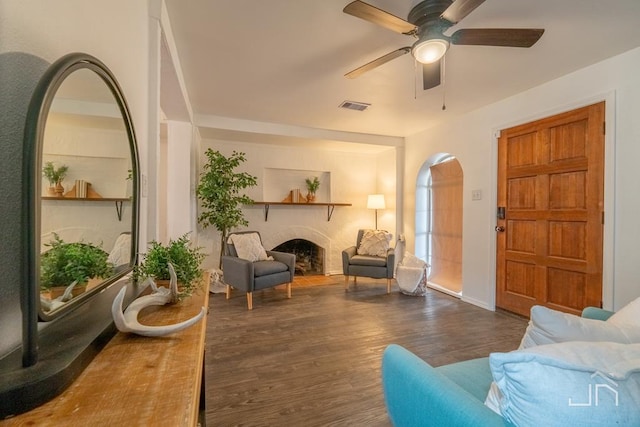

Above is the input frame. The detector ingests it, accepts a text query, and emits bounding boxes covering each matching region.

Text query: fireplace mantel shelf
[249,202,352,222]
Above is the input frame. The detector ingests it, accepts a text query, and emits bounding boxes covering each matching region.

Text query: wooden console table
[3,275,210,427]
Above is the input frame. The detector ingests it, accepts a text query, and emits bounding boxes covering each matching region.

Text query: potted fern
[40,234,113,298]
[134,233,205,299]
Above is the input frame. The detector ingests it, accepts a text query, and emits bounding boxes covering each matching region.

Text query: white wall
[165,120,195,240]
[404,47,640,311]
[198,139,397,273]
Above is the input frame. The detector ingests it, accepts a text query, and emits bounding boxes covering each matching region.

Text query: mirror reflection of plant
[40,234,113,291]
[42,161,69,186]
[134,233,205,298]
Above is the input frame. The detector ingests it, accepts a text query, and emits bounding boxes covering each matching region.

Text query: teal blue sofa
[381,307,614,427]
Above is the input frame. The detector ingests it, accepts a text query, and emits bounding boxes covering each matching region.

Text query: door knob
[495,226,505,232]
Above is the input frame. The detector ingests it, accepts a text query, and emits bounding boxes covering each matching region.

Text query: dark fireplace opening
[272,239,324,276]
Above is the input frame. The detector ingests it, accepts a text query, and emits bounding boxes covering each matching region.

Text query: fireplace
[272,239,324,276]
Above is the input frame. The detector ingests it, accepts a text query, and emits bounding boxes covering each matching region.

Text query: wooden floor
[205,275,527,426]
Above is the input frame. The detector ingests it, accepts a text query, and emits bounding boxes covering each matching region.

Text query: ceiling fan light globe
[412,38,449,64]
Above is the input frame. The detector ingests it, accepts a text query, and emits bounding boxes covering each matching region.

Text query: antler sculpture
[111,263,205,337]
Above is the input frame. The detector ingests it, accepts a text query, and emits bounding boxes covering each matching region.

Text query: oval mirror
[24,53,139,321]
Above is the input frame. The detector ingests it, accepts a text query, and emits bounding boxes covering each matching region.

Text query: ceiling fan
[343,0,544,90]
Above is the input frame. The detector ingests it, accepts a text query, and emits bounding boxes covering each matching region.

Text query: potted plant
[42,161,69,196]
[40,234,114,298]
[135,233,205,299]
[196,149,257,269]
[305,176,320,202]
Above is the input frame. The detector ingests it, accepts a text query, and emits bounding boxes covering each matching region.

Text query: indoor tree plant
[40,234,113,298]
[42,161,69,196]
[196,149,257,269]
[305,176,320,202]
[134,233,205,298]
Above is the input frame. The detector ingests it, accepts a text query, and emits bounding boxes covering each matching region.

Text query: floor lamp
[367,194,385,230]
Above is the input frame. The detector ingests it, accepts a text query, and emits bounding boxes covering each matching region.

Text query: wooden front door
[496,102,605,317]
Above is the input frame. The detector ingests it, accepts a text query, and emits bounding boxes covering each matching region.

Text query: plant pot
[55,182,64,197]
[49,284,86,299]
[47,186,57,196]
[86,277,104,291]
[306,192,316,203]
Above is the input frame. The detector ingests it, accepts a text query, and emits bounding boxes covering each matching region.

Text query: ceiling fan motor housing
[408,0,455,36]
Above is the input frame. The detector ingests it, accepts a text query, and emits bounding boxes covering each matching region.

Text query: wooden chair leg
[386,278,391,294]
[226,284,231,299]
[287,283,292,299]
[246,292,253,310]
[344,275,349,290]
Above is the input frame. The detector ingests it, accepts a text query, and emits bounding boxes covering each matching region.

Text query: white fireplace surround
[261,226,332,275]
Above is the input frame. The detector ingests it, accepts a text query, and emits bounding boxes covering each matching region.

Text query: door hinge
[601,211,605,224]
[603,121,606,135]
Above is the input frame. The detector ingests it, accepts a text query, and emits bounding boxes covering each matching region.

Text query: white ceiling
[163,0,640,150]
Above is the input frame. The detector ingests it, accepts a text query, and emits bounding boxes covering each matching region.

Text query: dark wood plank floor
[205,276,527,426]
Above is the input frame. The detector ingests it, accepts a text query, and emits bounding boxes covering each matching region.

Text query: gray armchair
[342,229,395,294]
[222,231,295,310]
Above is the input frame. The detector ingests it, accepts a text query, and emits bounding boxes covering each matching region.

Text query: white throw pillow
[486,341,640,427]
[518,305,640,349]
[229,233,269,262]
[608,296,640,328]
[357,230,392,257]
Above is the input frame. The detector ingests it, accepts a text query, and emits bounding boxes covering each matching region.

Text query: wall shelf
[42,197,130,221]
[250,202,352,222]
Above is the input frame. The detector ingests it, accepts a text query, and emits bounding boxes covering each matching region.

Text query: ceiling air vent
[339,100,370,111]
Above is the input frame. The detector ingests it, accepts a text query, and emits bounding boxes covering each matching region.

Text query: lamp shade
[412,37,449,64]
[367,194,386,210]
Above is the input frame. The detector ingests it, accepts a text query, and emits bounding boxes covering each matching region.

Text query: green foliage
[40,234,113,290]
[135,233,205,297]
[305,176,320,193]
[42,161,69,185]
[196,149,257,268]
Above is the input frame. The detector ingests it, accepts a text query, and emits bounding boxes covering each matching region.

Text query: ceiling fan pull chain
[441,55,447,111]
[414,60,418,100]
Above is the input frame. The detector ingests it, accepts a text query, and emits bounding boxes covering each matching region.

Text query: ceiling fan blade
[451,28,545,47]
[422,61,441,90]
[441,0,486,24]
[345,47,411,79]
[343,0,416,35]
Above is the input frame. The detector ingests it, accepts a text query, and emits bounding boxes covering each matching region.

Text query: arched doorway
[416,154,463,296]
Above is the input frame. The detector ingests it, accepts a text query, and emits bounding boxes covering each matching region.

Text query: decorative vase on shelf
[47,186,56,196]
[306,192,316,203]
[54,181,64,197]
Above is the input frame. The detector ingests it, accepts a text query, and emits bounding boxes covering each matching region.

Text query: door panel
[496,102,604,317]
